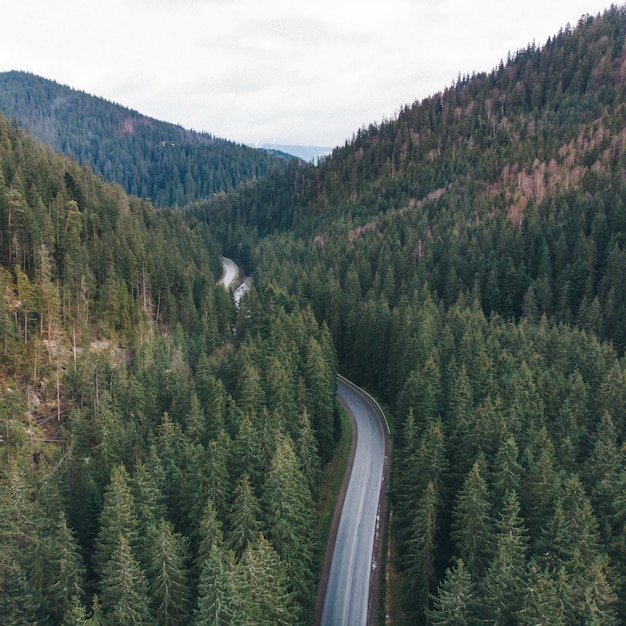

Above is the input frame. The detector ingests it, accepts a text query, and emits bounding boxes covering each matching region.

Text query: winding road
[218,256,238,288]
[320,377,389,626]
[219,258,390,625]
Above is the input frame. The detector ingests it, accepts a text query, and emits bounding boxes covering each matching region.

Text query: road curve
[218,256,238,288]
[320,377,389,626]
[222,254,389,623]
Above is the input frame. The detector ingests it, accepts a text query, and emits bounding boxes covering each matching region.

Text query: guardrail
[337,374,391,435]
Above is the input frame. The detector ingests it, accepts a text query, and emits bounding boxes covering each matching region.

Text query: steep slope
[195,6,626,352]
[190,6,626,624]
[0,107,336,624]
[0,71,289,207]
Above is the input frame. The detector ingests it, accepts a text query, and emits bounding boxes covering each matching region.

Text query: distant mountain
[0,71,288,207]
[260,143,333,162]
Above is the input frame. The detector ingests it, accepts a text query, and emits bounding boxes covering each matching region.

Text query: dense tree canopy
[187,6,626,623]
[0,102,336,624]
[5,5,626,625]
[0,71,289,207]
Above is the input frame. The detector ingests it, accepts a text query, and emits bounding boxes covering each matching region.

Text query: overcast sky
[0,0,614,148]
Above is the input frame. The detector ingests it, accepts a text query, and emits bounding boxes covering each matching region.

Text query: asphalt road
[220,255,387,623]
[320,378,387,626]
[218,256,238,288]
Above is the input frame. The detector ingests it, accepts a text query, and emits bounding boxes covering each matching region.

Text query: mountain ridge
[259,143,333,162]
[0,70,288,207]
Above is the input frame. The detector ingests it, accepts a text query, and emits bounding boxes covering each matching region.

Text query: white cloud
[0,0,614,147]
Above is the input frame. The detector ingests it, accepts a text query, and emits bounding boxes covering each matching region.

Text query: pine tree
[61,597,89,626]
[230,413,264,492]
[44,513,87,623]
[94,465,139,577]
[194,360,228,442]
[0,461,37,581]
[491,435,522,508]
[0,564,49,626]
[235,535,296,626]
[585,412,622,527]
[402,481,439,623]
[100,536,152,626]
[227,473,261,557]
[578,556,619,625]
[184,392,207,444]
[520,428,561,543]
[303,337,335,460]
[451,459,493,580]
[395,415,447,549]
[192,545,238,626]
[131,460,166,545]
[262,437,316,619]
[426,559,475,626]
[144,519,191,626]
[295,408,321,494]
[446,364,475,491]
[541,476,617,623]
[519,563,566,626]
[478,490,529,624]
[151,415,192,529]
[194,498,224,574]
[202,436,232,522]
[61,596,101,626]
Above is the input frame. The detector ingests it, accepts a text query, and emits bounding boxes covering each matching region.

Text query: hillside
[5,4,626,625]
[195,6,626,354]
[190,6,626,623]
[0,108,337,624]
[0,71,289,207]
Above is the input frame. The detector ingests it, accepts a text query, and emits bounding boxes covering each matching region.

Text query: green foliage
[262,437,317,618]
[0,76,336,626]
[227,474,261,557]
[94,465,140,577]
[0,71,289,207]
[426,559,475,626]
[451,460,493,580]
[182,8,626,621]
[478,490,529,623]
[144,519,191,626]
[234,535,297,626]
[100,536,152,626]
[193,545,238,626]
[8,5,626,625]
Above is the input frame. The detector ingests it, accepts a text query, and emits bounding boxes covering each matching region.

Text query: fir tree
[451,459,493,580]
[402,481,440,623]
[100,536,152,626]
[193,545,238,626]
[479,490,529,624]
[144,519,191,626]
[94,465,139,577]
[426,559,475,626]
[227,474,261,557]
[235,535,296,626]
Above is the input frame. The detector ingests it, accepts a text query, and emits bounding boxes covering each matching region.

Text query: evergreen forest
[3,5,626,625]
[0,71,289,208]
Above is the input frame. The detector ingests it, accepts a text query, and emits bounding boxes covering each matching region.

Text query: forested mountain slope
[191,6,626,623]
[0,110,337,624]
[0,71,288,207]
[195,6,626,352]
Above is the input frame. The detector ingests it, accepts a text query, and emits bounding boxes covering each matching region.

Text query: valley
[2,6,626,625]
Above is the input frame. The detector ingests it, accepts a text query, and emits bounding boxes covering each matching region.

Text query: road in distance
[218,256,238,288]
[320,378,387,626]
